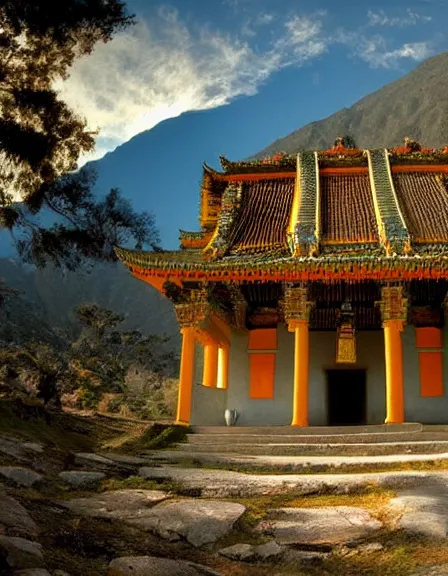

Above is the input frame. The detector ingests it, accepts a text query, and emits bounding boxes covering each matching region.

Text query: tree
[0,1,159,269]
[69,303,177,410]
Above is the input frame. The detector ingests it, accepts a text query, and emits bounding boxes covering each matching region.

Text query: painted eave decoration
[116,138,448,285]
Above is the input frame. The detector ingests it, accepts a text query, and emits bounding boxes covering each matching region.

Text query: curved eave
[116,246,448,283]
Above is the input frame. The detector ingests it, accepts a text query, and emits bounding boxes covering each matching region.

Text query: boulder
[254,541,283,560]
[60,489,169,518]
[127,499,246,548]
[283,549,329,565]
[218,543,256,561]
[59,471,106,488]
[256,506,382,545]
[61,493,244,548]
[74,453,128,471]
[108,556,222,576]
[389,487,448,538]
[0,494,39,539]
[0,536,43,569]
[14,571,52,575]
[0,467,44,488]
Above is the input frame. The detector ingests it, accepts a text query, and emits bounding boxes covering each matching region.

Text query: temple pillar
[291,320,310,427]
[378,286,407,424]
[283,285,314,427]
[383,320,405,423]
[176,327,196,425]
[217,346,229,390]
[202,343,218,387]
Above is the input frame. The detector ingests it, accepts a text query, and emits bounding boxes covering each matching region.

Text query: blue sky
[47,0,448,249]
[58,0,448,163]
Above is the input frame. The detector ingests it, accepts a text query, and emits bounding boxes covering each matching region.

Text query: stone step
[192,423,423,435]
[176,440,448,457]
[186,431,448,445]
[148,449,448,474]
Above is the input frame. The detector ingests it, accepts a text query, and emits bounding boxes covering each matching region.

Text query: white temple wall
[189,324,448,426]
[403,324,448,423]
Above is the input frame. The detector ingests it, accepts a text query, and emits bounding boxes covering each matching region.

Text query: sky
[57,0,448,164]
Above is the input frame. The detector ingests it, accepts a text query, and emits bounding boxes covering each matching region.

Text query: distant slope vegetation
[256,52,448,156]
[0,259,179,349]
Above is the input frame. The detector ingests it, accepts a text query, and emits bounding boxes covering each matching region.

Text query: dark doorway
[327,370,367,426]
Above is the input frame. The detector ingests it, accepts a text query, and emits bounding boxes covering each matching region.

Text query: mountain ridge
[255,51,448,157]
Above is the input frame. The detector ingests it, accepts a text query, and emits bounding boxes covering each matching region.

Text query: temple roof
[117,140,448,284]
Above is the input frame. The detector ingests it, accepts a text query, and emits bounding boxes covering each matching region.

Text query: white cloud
[367,9,432,27]
[57,9,327,163]
[335,30,432,68]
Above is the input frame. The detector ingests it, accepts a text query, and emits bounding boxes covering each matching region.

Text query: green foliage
[134,423,190,450]
[0,1,160,272]
[0,299,178,417]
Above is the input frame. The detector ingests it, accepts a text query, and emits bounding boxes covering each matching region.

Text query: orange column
[176,327,196,425]
[291,320,309,427]
[202,343,218,387]
[383,320,405,424]
[217,346,229,390]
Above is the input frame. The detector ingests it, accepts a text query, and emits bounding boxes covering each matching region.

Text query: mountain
[0,259,179,349]
[256,52,448,157]
[3,52,448,347]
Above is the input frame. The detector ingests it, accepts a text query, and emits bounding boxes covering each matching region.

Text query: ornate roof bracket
[287,152,320,257]
[376,284,408,323]
[281,284,315,331]
[203,183,242,259]
[227,283,248,330]
[366,149,411,256]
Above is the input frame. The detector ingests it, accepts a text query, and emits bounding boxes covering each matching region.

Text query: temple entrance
[327,370,367,426]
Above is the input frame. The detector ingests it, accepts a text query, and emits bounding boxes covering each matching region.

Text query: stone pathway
[61,490,245,547]
[139,464,448,498]
[151,449,448,472]
[3,431,448,575]
[256,506,382,545]
[389,480,448,538]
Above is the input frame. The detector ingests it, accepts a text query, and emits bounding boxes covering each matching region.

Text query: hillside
[0,259,179,349]
[256,52,448,156]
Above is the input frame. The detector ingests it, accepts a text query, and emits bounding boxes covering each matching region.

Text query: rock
[101,454,148,466]
[22,443,44,454]
[0,437,29,462]
[389,487,448,538]
[357,542,384,553]
[14,571,52,575]
[59,471,106,488]
[0,494,39,539]
[0,536,43,569]
[283,549,329,565]
[61,491,243,548]
[52,571,71,576]
[256,507,382,545]
[108,556,223,576]
[75,452,132,472]
[60,489,169,518]
[409,566,448,576]
[254,541,283,560]
[0,467,44,488]
[129,499,246,548]
[218,543,256,561]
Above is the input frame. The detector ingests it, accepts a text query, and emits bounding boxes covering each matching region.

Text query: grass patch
[114,422,191,452]
[199,457,448,476]
[235,485,395,528]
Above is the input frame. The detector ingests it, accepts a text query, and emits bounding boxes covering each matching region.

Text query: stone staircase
[173,424,448,458]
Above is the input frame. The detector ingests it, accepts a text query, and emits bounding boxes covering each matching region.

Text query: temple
[117,138,448,427]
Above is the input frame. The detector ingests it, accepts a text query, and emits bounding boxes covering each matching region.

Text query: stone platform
[179,424,448,458]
